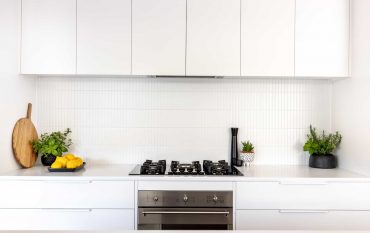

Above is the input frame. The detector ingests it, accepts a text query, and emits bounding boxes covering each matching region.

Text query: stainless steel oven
[138,191,233,230]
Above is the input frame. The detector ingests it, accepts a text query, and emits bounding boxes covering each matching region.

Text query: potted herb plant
[31,128,72,166]
[240,140,255,166]
[303,125,342,169]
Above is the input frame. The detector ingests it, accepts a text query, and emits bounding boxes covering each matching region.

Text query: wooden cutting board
[12,103,38,168]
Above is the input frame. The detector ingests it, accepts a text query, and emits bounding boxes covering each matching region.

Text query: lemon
[66,160,78,169]
[64,154,75,161]
[74,157,83,167]
[51,161,62,169]
[55,156,68,168]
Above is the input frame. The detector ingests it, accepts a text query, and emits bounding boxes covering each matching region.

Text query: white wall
[333,0,370,175]
[37,77,331,165]
[0,0,333,168]
[0,0,362,170]
[0,0,36,172]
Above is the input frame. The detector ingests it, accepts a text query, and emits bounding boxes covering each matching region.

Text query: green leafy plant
[241,141,254,153]
[303,125,342,155]
[31,128,72,158]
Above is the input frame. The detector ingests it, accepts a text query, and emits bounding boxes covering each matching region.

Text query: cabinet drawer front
[0,209,134,230]
[236,181,370,210]
[0,180,134,208]
[236,210,370,230]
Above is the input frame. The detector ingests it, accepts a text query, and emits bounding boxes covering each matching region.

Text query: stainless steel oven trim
[142,211,230,215]
[137,190,233,230]
[138,207,233,225]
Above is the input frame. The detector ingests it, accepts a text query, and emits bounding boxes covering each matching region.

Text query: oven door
[138,207,233,230]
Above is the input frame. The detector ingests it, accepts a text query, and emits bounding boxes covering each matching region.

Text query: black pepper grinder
[231,128,243,167]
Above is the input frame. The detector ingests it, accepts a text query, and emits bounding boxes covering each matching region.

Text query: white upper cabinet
[20,0,349,78]
[295,0,349,77]
[241,0,295,77]
[132,0,186,76]
[186,0,240,76]
[21,0,76,74]
[77,0,131,75]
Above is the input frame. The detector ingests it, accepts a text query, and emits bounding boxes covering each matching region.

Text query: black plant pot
[309,153,337,169]
[41,155,57,166]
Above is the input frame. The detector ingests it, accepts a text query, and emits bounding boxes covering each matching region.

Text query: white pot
[240,152,255,166]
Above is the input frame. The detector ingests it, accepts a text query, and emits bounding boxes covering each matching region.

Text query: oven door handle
[142,211,230,216]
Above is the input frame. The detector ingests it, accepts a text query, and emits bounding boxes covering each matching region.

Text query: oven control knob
[213,195,218,203]
[153,196,159,202]
[183,194,188,202]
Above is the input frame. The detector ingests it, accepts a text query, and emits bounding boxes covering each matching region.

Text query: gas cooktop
[129,160,243,176]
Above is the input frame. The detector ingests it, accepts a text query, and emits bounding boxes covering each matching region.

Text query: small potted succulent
[240,140,255,167]
[31,128,72,166]
[303,125,342,169]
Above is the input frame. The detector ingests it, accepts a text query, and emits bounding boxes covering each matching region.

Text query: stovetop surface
[129,160,244,176]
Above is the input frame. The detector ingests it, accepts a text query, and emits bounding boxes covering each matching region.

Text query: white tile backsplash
[36,77,331,165]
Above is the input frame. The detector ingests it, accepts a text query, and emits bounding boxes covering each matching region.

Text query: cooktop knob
[213,194,218,203]
[183,194,188,202]
[153,196,159,202]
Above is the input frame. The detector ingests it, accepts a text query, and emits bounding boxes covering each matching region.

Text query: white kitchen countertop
[0,164,368,181]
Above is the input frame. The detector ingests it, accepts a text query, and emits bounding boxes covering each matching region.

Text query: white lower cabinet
[236,181,370,210]
[0,180,134,208]
[0,209,134,230]
[235,181,370,230]
[236,210,370,230]
[0,180,135,230]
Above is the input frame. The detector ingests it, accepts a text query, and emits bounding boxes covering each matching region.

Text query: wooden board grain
[12,103,38,168]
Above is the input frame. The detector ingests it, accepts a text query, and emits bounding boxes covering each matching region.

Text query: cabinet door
[0,180,135,209]
[241,0,294,76]
[21,0,76,74]
[236,181,370,210]
[186,0,240,76]
[295,0,349,77]
[132,0,186,76]
[0,209,134,230]
[236,210,370,230]
[41,180,135,209]
[77,0,131,75]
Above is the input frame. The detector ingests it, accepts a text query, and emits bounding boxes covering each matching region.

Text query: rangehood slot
[150,75,224,79]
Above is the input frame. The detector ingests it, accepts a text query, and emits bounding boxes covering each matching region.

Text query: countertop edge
[0,164,368,182]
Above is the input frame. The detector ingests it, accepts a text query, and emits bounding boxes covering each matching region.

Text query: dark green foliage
[32,128,72,157]
[241,140,254,153]
[303,125,342,155]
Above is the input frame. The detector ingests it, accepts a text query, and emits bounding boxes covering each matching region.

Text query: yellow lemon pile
[51,154,84,169]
